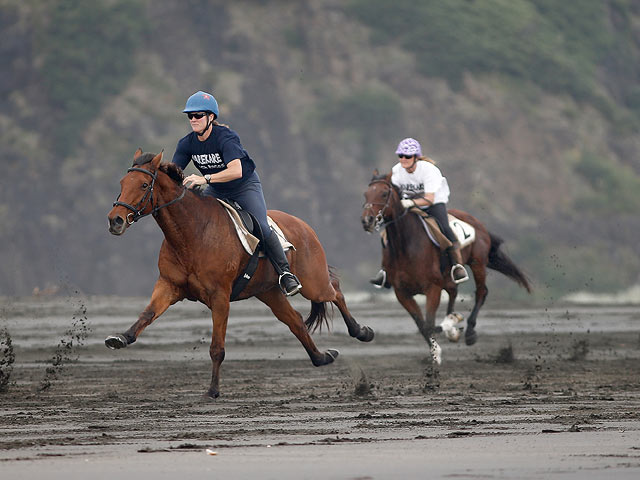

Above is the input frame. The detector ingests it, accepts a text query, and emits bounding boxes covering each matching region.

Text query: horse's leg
[425,284,444,364]
[395,288,441,364]
[424,284,442,332]
[393,289,430,342]
[433,286,456,335]
[444,286,457,315]
[465,261,489,346]
[330,276,374,342]
[206,293,231,399]
[105,276,180,349]
[257,288,338,366]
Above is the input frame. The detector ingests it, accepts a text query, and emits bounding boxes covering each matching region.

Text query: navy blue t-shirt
[171,125,257,193]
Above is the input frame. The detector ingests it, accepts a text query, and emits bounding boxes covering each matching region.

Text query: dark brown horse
[106,150,374,398]
[361,171,530,360]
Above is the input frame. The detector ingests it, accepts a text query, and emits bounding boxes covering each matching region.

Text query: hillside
[1,0,639,300]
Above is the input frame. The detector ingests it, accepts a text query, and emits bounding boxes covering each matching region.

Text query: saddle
[218,199,294,256]
[380,208,475,251]
[218,199,295,301]
[410,207,453,251]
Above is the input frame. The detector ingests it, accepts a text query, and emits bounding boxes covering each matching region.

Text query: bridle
[363,179,407,231]
[113,166,187,225]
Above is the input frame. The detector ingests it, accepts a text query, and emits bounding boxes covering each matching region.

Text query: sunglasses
[187,112,207,119]
[398,154,414,159]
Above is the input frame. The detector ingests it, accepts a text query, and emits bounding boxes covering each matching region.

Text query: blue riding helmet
[183,91,219,117]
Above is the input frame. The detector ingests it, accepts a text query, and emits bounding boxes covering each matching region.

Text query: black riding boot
[263,230,302,296]
[448,242,469,284]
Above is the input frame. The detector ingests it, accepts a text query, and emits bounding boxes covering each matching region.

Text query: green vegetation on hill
[348,0,640,127]
[306,85,403,166]
[575,151,640,213]
[36,0,143,155]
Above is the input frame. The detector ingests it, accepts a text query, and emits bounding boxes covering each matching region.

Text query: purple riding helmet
[395,138,422,157]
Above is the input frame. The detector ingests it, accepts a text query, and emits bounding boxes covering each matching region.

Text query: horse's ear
[372,168,379,177]
[152,150,164,168]
[133,148,143,160]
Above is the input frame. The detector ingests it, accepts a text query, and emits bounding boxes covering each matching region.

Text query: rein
[113,166,187,225]
[364,179,409,231]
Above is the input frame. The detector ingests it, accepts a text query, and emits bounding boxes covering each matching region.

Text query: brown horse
[106,150,374,398]
[361,171,531,359]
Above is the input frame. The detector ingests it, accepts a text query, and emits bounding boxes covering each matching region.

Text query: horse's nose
[361,215,373,231]
[108,215,126,235]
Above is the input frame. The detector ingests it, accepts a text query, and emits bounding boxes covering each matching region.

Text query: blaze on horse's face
[361,172,395,233]
[108,149,163,235]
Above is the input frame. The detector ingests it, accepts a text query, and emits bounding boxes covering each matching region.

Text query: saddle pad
[449,215,475,248]
[218,199,294,255]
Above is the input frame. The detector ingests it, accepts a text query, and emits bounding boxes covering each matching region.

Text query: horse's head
[108,149,164,235]
[361,170,400,233]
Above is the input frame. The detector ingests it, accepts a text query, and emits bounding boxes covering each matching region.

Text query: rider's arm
[412,193,434,207]
[183,159,243,187]
[402,192,434,209]
[205,159,243,183]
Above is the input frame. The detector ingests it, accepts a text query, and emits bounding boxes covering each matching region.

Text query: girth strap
[229,210,266,302]
[229,245,261,302]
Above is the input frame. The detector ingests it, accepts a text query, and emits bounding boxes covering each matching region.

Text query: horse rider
[370,137,469,287]
[171,90,302,296]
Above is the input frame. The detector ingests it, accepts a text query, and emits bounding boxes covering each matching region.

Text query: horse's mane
[159,162,184,184]
[130,153,223,203]
[131,152,185,186]
[157,160,210,199]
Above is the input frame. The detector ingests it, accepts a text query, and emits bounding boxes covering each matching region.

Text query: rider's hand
[401,199,415,209]
[183,174,207,189]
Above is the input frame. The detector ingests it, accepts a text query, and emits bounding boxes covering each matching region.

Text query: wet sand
[1,296,640,479]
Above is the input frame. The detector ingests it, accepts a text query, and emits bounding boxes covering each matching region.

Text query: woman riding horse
[370,137,468,288]
[362,171,531,353]
[172,90,301,296]
[107,150,375,398]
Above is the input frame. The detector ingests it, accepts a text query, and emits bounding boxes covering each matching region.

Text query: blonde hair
[213,119,230,129]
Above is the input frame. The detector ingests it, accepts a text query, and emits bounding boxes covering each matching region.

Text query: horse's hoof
[204,390,220,400]
[356,326,375,342]
[105,334,128,350]
[465,329,478,346]
[312,349,339,366]
[325,349,340,364]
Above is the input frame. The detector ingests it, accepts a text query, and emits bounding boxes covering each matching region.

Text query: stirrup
[369,269,387,289]
[279,272,302,296]
[451,264,469,284]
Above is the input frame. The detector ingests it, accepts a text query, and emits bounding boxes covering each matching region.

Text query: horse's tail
[305,302,330,333]
[304,266,337,333]
[487,232,532,293]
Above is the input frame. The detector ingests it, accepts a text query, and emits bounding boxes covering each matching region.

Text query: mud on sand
[1,297,640,479]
